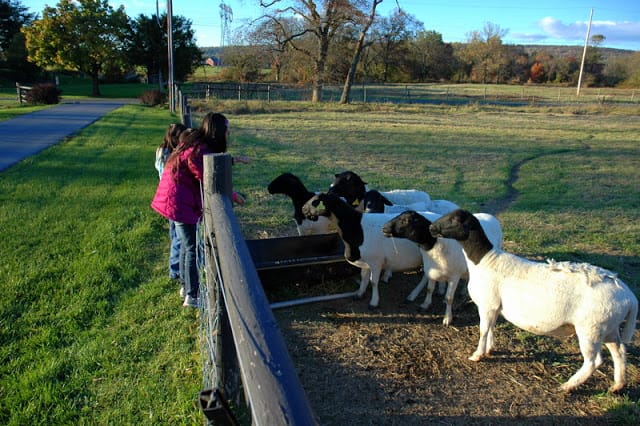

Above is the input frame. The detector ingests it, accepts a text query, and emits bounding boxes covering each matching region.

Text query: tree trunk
[340,43,361,104]
[340,0,379,104]
[312,39,330,103]
[312,75,323,103]
[273,57,281,82]
[91,73,101,97]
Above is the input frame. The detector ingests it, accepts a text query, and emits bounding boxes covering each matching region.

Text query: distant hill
[200,47,223,60]
[519,45,635,61]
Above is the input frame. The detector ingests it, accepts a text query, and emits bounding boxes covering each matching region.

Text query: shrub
[25,83,62,105]
[139,89,167,106]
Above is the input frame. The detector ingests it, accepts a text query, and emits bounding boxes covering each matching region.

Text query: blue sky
[27,0,640,50]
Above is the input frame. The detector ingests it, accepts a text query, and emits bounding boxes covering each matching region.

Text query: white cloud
[537,16,640,48]
[539,16,584,40]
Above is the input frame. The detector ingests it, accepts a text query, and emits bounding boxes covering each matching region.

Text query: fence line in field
[178,82,638,106]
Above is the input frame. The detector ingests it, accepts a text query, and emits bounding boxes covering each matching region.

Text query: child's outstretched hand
[232,191,246,205]
[233,155,251,165]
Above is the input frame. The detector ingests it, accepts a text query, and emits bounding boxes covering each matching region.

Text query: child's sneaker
[183,295,199,308]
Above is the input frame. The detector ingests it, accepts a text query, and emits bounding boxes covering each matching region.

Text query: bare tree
[250,16,302,82]
[260,0,358,102]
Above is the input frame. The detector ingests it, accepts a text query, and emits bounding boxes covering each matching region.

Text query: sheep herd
[267,171,638,393]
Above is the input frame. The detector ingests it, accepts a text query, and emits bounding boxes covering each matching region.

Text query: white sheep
[328,171,459,215]
[267,172,335,236]
[429,209,638,392]
[382,210,503,325]
[302,192,425,309]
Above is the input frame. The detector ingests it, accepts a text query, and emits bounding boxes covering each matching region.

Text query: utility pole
[167,0,175,112]
[577,8,593,97]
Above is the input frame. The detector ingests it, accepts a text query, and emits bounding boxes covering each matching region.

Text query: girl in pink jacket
[151,112,250,307]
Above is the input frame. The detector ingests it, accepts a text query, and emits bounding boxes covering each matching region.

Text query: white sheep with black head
[267,172,335,236]
[429,208,638,393]
[302,192,425,309]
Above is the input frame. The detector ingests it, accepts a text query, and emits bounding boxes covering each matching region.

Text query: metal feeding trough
[245,233,360,309]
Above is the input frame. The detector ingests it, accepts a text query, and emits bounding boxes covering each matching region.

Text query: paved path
[0,99,135,172]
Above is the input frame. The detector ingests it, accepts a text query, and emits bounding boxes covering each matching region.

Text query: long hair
[162,122,187,152]
[177,112,228,154]
[167,112,228,174]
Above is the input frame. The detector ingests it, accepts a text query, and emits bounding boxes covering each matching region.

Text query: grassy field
[0,96,639,424]
[200,100,640,287]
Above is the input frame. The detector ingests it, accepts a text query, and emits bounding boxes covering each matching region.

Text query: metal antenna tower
[219,1,233,47]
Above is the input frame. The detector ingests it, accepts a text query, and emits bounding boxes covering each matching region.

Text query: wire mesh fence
[178,82,639,107]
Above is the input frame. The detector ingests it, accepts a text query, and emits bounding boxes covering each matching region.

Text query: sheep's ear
[317,200,326,210]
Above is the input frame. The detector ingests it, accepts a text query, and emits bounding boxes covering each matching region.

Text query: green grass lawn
[0,105,202,425]
[0,98,638,424]
[0,104,50,121]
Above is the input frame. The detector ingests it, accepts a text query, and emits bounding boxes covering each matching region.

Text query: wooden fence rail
[199,154,317,425]
[16,83,31,105]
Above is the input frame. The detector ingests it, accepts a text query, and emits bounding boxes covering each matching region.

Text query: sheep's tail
[621,296,638,344]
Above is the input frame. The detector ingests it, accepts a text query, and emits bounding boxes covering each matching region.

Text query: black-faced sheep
[302,192,424,309]
[328,170,458,215]
[361,189,432,215]
[429,209,638,392]
[382,210,503,325]
[361,189,393,213]
[267,172,335,236]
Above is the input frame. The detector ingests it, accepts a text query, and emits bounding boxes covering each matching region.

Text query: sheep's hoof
[353,293,365,301]
[468,353,483,362]
[558,383,575,393]
[368,304,379,311]
[403,298,414,305]
[418,304,431,312]
[609,383,625,393]
[442,317,452,326]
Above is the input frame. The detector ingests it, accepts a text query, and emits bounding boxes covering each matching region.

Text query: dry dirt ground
[267,269,640,426]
